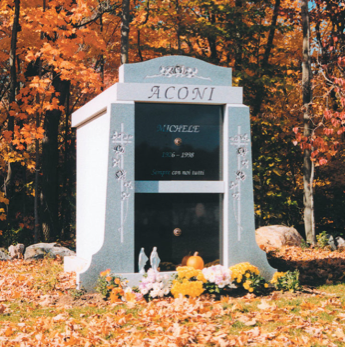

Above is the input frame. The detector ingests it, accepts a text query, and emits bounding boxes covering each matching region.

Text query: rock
[327,235,337,251]
[24,242,76,260]
[8,243,25,259]
[255,225,303,250]
[336,236,345,248]
[0,248,10,261]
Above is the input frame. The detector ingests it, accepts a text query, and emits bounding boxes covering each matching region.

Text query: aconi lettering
[148,85,215,101]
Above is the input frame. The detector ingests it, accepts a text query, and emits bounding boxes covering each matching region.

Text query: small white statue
[150,247,161,273]
[138,247,148,274]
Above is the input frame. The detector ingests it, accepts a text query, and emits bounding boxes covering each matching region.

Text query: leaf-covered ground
[2,247,345,346]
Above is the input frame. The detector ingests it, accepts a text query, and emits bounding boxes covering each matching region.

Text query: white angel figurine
[150,247,161,273]
[138,248,148,274]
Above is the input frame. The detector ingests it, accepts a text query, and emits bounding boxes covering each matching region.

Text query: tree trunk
[99,14,104,90]
[8,0,20,128]
[60,84,74,240]
[4,0,20,226]
[121,0,130,65]
[137,30,144,61]
[301,0,315,244]
[34,1,46,243]
[234,0,243,72]
[207,12,219,64]
[40,73,70,241]
[251,0,281,118]
[34,131,40,242]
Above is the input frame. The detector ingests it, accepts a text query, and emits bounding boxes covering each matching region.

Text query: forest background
[0,0,344,248]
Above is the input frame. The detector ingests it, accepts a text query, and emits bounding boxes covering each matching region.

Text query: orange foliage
[0,0,344,237]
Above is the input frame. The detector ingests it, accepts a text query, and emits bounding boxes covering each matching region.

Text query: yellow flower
[270,272,286,284]
[249,288,254,293]
[196,273,207,282]
[264,283,269,288]
[171,275,205,298]
[229,263,260,282]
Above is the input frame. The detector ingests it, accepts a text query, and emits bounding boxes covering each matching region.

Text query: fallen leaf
[245,319,257,326]
[0,304,6,314]
[53,313,67,322]
[246,326,261,337]
[258,299,276,310]
[237,315,257,326]
[4,327,14,337]
[334,327,345,338]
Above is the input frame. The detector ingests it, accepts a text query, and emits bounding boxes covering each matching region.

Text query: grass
[2,256,345,345]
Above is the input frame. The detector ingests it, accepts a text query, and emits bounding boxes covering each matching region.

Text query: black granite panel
[135,103,222,181]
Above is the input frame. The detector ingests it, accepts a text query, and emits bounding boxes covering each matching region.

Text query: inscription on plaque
[148,85,215,101]
[135,103,222,181]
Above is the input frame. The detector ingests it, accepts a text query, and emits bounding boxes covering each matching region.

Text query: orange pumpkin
[186,252,204,270]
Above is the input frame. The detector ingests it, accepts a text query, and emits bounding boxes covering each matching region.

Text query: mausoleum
[64,55,275,291]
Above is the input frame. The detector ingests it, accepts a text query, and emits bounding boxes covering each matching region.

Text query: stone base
[64,256,88,274]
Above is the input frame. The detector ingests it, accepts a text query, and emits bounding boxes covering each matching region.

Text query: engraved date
[162,152,195,158]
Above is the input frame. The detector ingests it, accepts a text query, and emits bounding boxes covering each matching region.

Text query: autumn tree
[290,0,345,240]
[0,0,123,244]
[301,0,315,244]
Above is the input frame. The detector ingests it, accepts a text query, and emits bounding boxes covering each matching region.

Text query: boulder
[255,225,303,249]
[336,236,345,248]
[24,242,75,260]
[326,235,337,251]
[8,243,25,259]
[0,248,10,261]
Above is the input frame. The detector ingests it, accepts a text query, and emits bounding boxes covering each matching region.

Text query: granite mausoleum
[64,56,275,291]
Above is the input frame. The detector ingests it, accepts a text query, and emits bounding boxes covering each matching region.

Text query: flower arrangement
[202,265,232,295]
[97,262,299,302]
[171,266,206,298]
[96,269,136,303]
[270,270,301,292]
[139,268,171,301]
[229,262,269,295]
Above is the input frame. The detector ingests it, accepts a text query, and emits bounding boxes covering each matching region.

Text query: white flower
[202,265,232,288]
[139,268,172,298]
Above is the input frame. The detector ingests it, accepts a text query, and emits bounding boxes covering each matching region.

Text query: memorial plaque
[135,193,221,271]
[135,103,223,181]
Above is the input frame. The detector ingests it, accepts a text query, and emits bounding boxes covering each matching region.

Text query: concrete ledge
[111,271,177,287]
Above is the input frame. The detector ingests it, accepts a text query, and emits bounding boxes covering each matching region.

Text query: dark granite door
[135,193,221,271]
